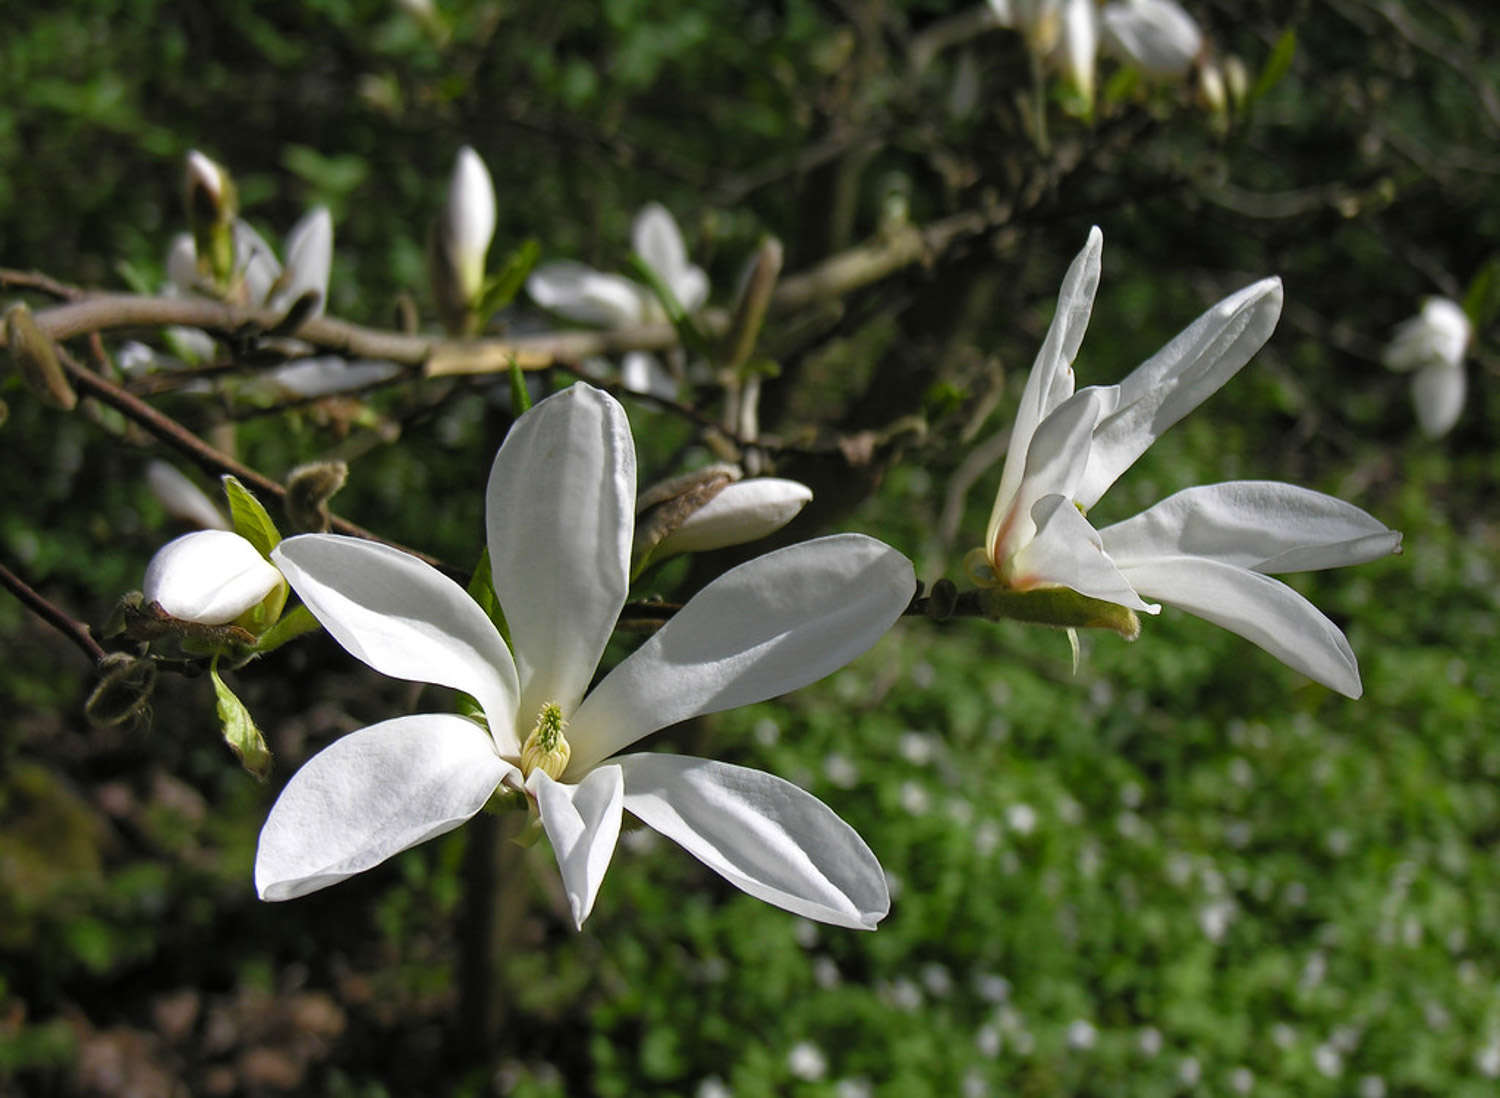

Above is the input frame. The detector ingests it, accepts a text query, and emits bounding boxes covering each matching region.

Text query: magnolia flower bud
[1060,0,1099,108]
[652,478,814,557]
[1101,0,1203,80]
[444,146,496,305]
[4,302,77,411]
[285,460,348,533]
[143,530,285,626]
[85,653,157,730]
[184,150,238,287]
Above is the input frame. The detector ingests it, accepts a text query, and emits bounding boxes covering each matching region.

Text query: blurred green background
[2,1,1497,1095]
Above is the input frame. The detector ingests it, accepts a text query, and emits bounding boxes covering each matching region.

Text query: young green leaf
[211,658,272,781]
[221,475,282,557]
[1251,30,1295,103]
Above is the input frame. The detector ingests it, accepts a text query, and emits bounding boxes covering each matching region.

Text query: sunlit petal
[527,261,648,328]
[271,206,333,317]
[256,714,512,900]
[529,765,625,929]
[1010,494,1155,610]
[144,530,283,625]
[1412,363,1466,438]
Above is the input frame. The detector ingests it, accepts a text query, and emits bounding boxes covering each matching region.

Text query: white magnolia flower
[143,530,285,625]
[1101,0,1203,79]
[146,461,230,530]
[1382,296,1471,438]
[527,204,708,397]
[442,146,497,304]
[652,478,814,558]
[979,227,1400,697]
[168,205,334,316]
[255,384,913,929]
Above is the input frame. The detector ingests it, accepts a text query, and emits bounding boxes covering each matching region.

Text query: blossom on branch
[1382,296,1471,438]
[975,227,1400,697]
[1100,0,1203,80]
[256,384,913,929]
[143,530,285,626]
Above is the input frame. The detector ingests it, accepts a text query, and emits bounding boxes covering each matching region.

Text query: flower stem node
[979,585,1142,640]
[520,702,571,780]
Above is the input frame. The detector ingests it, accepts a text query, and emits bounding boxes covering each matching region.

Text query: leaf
[509,359,532,414]
[474,237,541,319]
[626,253,713,359]
[221,475,282,557]
[466,549,510,645]
[211,658,272,781]
[1251,30,1296,103]
[1462,256,1500,331]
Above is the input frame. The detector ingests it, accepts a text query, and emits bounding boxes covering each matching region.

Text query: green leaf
[467,549,510,646]
[509,358,532,414]
[473,237,541,320]
[1251,30,1296,103]
[1462,256,1500,331]
[252,603,320,655]
[210,658,272,781]
[627,253,712,359]
[221,475,282,557]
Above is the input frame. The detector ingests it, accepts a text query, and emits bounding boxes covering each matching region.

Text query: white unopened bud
[184,150,227,213]
[143,530,284,625]
[653,478,813,557]
[444,146,496,304]
[1060,0,1098,107]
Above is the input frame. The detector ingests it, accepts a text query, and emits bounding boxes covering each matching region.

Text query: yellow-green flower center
[520,701,571,780]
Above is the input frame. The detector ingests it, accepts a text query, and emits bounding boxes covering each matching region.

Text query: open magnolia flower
[527,204,708,399]
[1100,0,1203,80]
[168,205,333,317]
[257,384,913,929]
[1382,296,1471,438]
[977,227,1400,698]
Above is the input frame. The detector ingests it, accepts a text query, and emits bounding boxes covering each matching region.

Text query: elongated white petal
[166,233,199,294]
[1077,278,1283,510]
[620,350,678,401]
[618,754,888,929]
[265,357,402,398]
[256,714,512,900]
[1060,0,1099,104]
[144,530,283,624]
[271,206,333,317]
[671,265,710,313]
[527,261,648,328]
[566,534,914,771]
[1118,555,1363,697]
[1010,495,1156,610]
[992,388,1103,566]
[529,765,624,929]
[1412,363,1466,438]
[486,384,634,720]
[233,219,282,306]
[1099,481,1402,574]
[271,535,521,754]
[988,228,1101,555]
[653,478,814,558]
[1100,0,1202,78]
[146,462,230,530]
[1383,297,1470,373]
[445,146,496,300]
[632,203,695,300]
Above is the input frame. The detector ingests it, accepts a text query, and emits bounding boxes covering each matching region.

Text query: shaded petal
[1010,495,1156,611]
[992,388,1103,566]
[528,765,624,929]
[233,219,282,306]
[1118,555,1363,697]
[144,530,283,625]
[265,357,402,398]
[256,714,512,900]
[1099,481,1402,574]
[166,233,199,294]
[620,350,678,401]
[1100,0,1202,78]
[988,228,1101,553]
[567,534,913,771]
[1076,277,1282,510]
[618,753,888,929]
[270,206,333,317]
[672,264,710,313]
[632,203,690,290]
[527,261,647,328]
[1412,363,1465,438]
[487,384,634,720]
[146,462,230,531]
[654,478,814,558]
[271,535,521,754]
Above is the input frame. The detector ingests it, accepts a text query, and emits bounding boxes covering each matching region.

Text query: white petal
[166,233,199,294]
[1383,297,1470,373]
[144,530,283,624]
[632,203,690,291]
[146,462,230,530]
[566,534,914,771]
[271,534,521,754]
[445,146,496,299]
[265,357,401,398]
[1100,0,1202,78]
[1099,481,1402,574]
[486,384,634,720]
[1060,0,1099,103]
[1412,363,1466,438]
[653,479,814,558]
[1118,556,1363,698]
[527,261,649,328]
[256,714,512,900]
[233,219,283,306]
[185,150,226,206]
[671,264,711,313]
[1010,494,1156,611]
[528,765,624,929]
[988,228,1101,556]
[1076,277,1282,510]
[620,350,678,401]
[617,753,888,929]
[992,388,1103,566]
[270,206,333,317]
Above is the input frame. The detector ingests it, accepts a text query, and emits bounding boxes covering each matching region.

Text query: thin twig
[0,558,107,664]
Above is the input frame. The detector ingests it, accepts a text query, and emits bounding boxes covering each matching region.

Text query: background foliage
[2,1,1497,1095]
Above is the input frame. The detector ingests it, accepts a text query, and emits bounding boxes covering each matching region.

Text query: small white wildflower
[752,717,780,746]
[813,956,841,989]
[961,1068,990,1098]
[910,661,936,688]
[1006,802,1038,835]
[1271,1023,1296,1049]
[898,730,938,764]
[974,820,1002,856]
[1229,1066,1253,1094]
[793,919,819,949]
[1178,1056,1201,1086]
[975,973,1011,1004]
[696,1076,732,1098]
[1476,1042,1500,1078]
[1067,1019,1097,1050]
[1358,1075,1387,1098]
[976,1024,1002,1058]
[900,780,931,816]
[834,1078,872,1098]
[1137,1027,1163,1057]
[823,752,859,789]
[1313,1044,1342,1078]
[787,1042,827,1082]
[921,962,953,998]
